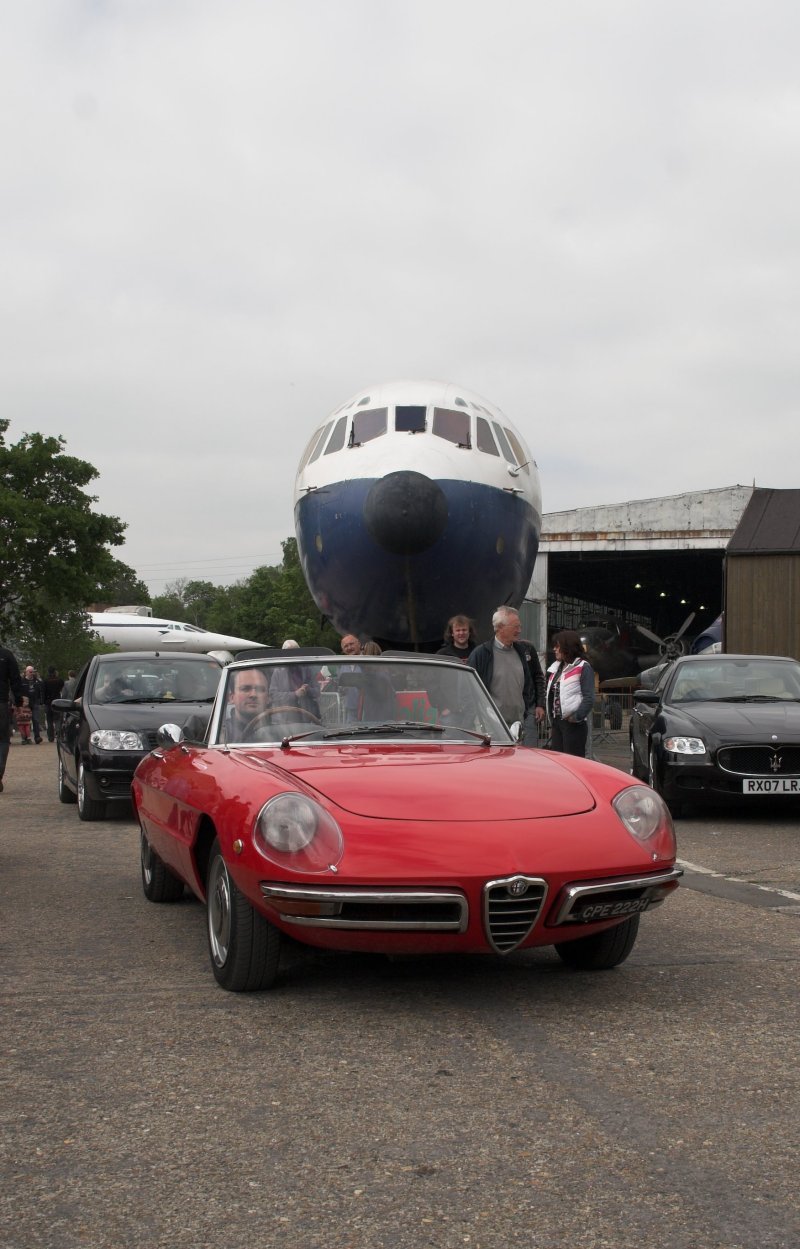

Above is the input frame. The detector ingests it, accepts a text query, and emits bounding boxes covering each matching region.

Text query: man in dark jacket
[468,607,534,732]
[43,666,65,741]
[1,641,24,791]
[520,639,546,746]
[21,665,44,744]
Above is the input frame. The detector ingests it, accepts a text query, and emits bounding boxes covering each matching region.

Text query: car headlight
[90,730,146,751]
[663,736,706,755]
[612,785,676,859]
[254,792,344,874]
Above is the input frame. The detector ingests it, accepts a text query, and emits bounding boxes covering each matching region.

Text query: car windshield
[668,659,800,703]
[212,656,513,746]
[89,657,221,704]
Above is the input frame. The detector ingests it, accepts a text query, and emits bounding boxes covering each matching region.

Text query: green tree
[0,421,130,633]
[230,539,340,648]
[94,564,151,609]
[146,540,340,650]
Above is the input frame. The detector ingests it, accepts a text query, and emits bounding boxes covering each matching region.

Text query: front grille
[717,745,800,776]
[483,876,547,954]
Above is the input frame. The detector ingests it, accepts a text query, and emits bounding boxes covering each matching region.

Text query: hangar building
[522,485,755,655]
[725,487,800,659]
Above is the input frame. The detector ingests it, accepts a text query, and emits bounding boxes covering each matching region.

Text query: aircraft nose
[363,471,448,555]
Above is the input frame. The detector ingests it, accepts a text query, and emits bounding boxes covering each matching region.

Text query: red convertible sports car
[133,650,681,991]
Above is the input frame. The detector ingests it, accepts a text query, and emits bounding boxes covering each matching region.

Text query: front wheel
[206,839,281,991]
[629,733,645,780]
[555,915,640,970]
[57,755,77,804]
[77,762,106,822]
[649,744,684,817]
[141,829,184,903]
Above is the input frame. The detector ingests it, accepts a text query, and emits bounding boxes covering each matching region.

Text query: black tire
[57,754,77,804]
[77,761,106,822]
[629,733,645,780]
[140,828,184,903]
[555,915,640,970]
[206,838,281,992]
[649,744,685,818]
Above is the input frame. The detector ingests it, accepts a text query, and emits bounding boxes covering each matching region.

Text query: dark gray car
[54,651,222,821]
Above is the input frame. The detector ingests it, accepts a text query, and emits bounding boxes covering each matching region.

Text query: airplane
[88,611,264,658]
[584,613,697,689]
[294,380,542,648]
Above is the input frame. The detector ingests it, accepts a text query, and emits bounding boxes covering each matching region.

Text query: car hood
[232,745,597,820]
[88,702,212,732]
[668,700,800,742]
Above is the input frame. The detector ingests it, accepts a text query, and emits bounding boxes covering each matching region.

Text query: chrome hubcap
[207,856,231,968]
[77,765,85,811]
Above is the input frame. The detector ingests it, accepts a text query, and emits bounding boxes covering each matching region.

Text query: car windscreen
[213,656,513,745]
[668,659,800,703]
[89,657,221,704]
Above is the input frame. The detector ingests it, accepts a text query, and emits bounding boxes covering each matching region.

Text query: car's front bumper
[260,868,682,955]
[662,754,800,804]
[84,751,148,803]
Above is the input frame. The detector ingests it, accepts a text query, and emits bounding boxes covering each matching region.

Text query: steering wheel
[243,705,322,737]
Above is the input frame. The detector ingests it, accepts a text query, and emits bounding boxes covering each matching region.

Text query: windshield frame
[207,654,515,748]
[88,655,222,705]
[665,656,800,704]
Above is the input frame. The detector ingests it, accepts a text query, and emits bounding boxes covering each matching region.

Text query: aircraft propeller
[634,612,696,662]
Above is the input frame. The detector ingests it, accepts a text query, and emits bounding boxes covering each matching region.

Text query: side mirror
[633,689,659,705]
[52,698,77,712]
[509,720,523,743]
[156,723,185,748]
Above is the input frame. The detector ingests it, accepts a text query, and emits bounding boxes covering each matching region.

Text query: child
[15,698,33,743]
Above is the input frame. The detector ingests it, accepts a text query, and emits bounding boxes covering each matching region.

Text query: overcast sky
[3,2,799,594]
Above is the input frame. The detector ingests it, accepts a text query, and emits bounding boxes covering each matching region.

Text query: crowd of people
[255,610,595,757]
[0,650,75,793]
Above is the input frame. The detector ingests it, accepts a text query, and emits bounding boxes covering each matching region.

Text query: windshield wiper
[713,694,798,702]
[279,722,494,748]
[321,720,447,739]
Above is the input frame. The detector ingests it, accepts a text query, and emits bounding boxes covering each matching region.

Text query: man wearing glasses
[227,668,271,740]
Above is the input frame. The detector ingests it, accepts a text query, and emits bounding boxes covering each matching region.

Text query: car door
[630,667,671,770]
[57,661,91,789]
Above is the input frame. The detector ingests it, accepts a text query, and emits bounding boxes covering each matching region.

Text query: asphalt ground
[1,735,798,1249]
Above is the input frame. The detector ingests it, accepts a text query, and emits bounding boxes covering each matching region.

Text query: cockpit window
[432,408,471,448]
[351,408,387,446]
[324,414,348,455]
[504,429,530,473]
[491,422,516,464]
[475,417,500,456]
[299,426,328,472]
[308,421,334,464]
[395,405,426,433]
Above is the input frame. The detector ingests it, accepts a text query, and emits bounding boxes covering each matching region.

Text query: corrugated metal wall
[725,554,800,659]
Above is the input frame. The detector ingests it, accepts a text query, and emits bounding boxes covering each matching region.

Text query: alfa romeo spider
[133,650,681,991]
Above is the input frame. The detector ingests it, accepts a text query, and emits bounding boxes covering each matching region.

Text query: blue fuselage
[295,475,540,647]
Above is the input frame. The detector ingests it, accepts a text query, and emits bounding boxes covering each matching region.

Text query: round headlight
[255,792,344,874]
[612,784,676,858]
[260,794,317,852]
